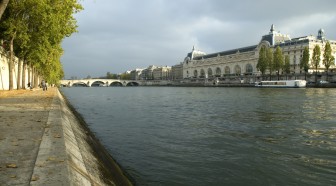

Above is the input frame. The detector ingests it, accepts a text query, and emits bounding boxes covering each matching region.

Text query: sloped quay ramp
[31,89,134,186]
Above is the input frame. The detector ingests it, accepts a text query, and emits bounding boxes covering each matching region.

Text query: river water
[61,87,336,186]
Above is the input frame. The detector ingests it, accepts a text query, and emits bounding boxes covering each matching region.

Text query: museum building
[182,25,336,79]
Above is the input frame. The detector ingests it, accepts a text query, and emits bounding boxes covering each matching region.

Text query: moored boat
[255,80,306,88]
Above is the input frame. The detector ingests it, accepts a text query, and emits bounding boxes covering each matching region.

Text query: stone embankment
[0,88,133,186]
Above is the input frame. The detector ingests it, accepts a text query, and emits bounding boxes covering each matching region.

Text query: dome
[270,24,275,32]
[318,28,325,40]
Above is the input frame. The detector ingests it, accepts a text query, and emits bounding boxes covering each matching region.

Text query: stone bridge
[60,79,141,87]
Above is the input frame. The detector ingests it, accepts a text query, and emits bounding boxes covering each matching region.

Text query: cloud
[61,0,336,79]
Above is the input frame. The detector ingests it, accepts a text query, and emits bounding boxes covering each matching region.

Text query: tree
[283,55,290,79]
[266,47,273,80]
[257,46,267,79]
[300,47,310,80]
[0,1,29,90]
[120,73,131,80]
[0,0,83,89]
[323,41,335,81]
[0,0,9,20]
[312,45,321,83]
[273,46,284,80]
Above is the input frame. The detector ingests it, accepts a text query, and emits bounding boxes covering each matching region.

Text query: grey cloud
[61,0,336,79]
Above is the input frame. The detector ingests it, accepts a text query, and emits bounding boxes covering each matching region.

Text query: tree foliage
[120,73,131,80]
[323,41,335,72]
[257,46,267,75]
[106,72,118,79]
[266,47,273,80]
[273,46,284,80]
[283,55,290,74]
[312,45,321,83]
[0,0,82,88]
[312,45,321,71]
[300,46,310,73]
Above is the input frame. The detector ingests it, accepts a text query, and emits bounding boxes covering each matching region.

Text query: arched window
[235,65,241,75]
[194,70,198,78]
[200,69,205,78]
[245,64,253,74]
[208,68,213,77]
[225,66,230,75]
[215,67,221,77]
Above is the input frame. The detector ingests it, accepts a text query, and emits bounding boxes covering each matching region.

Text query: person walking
[41,80,46,91]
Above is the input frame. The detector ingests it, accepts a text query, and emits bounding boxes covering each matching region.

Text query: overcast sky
[61,0,336,79]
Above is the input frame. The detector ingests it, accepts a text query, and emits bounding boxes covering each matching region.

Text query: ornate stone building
[183,25,336,80]
[153,66,171,80]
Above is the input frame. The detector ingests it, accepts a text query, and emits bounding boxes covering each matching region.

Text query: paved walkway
[0,88,56,185]
[0,88,133,186]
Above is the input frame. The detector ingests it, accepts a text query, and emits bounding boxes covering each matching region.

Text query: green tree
[120,73,131,80]
[0,1,29,90]
[273,46,284,80]
[266,47,273,80]
[0,0,82,89]
[312,45,321,83]
[256,46,267,79]
[323,41,335,81]
[300,47,310,80]
[283,55,290,79]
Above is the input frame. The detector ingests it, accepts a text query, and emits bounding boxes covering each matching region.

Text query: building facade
[130,68,144,80]
[183,25,336,79]
[171,63,183,80]
[140,65,157,80]
[153,66,172,80]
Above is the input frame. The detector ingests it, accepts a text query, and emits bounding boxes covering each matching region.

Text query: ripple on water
[61,87,336,186]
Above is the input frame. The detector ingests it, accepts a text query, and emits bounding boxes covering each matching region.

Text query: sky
[61,0,336,79]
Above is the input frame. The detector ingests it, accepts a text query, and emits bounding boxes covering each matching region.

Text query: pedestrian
[27,82,32,90]
[41,80,46,91]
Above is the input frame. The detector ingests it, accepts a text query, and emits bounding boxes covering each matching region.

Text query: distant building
[140,65,157,80]
[153,66,172,80]
[183,25,336,79]
[130,68,144,80]
[171,63,183,80]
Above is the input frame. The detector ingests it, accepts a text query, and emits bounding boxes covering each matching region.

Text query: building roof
[193,45,257,60]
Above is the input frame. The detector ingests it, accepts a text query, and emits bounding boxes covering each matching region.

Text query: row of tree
[0,0,82,90]
[257,42,335,81]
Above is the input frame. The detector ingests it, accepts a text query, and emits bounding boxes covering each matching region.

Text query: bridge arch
[91,81,106,87]
[110,81,123,86]
[72,82,88,87]
[126,82,139,86]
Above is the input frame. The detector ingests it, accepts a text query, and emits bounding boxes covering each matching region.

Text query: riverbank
[0,88,133,185]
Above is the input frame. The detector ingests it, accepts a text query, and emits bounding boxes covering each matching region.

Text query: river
[61,87,336,186]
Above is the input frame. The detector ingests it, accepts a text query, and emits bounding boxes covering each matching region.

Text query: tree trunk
[9,36,14,90]
[22,60,26,89]
[0,0,10,20]
[17,59,22,89]
[33,68,39,88]
[315,67,317,84]
[27,65,31,87]
[305,72,306,80]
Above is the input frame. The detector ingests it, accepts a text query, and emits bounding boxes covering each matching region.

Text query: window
[200,69,205,78]
[225,66,230,74]
[193,70,198,78]
[245,64,253,74]
[235,65,241,75]
[215,67,221,77]
[208,68,213,77]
